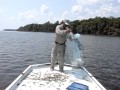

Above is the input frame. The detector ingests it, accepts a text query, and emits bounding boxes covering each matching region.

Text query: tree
[17,17,120,36]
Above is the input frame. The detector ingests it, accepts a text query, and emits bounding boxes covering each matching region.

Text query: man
[50,20,72,72]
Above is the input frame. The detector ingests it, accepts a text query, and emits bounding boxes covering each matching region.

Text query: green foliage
[17,17,120,36]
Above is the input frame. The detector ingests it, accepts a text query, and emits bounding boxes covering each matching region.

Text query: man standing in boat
[50,20,73,72]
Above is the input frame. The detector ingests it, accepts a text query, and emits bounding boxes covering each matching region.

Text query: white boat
[5,63,106,90]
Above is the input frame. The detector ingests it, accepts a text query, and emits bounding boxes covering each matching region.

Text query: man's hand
[65,29,71,33]
[65,27,72,33]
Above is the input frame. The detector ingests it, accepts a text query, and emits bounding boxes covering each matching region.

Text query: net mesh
[65,34,83,67]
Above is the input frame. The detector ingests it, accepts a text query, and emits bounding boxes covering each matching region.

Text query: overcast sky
[0,0,120,30]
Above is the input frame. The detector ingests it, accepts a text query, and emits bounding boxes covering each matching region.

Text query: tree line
[17,16,120,36]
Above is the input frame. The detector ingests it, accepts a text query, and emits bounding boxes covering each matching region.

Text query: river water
[0,31,120,90]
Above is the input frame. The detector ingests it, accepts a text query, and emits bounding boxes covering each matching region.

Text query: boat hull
[5,63,106,90]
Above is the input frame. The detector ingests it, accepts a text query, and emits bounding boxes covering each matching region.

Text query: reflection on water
[0,31,120,90]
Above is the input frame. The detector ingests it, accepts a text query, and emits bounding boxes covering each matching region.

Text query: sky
[0,0,120,30]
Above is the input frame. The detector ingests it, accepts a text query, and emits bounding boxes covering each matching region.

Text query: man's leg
[59,45,65,72]
[50,45,57,70]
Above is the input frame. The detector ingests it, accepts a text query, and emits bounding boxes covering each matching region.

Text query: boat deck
[6,64,106,90]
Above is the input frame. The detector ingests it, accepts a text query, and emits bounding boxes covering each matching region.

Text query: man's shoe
[59,69,64,72]
[50,68,54,71]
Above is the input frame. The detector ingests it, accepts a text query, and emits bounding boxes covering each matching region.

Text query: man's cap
[59,20,70,25]
[63,20,69,25]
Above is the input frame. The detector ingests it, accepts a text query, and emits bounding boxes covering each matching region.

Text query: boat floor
[14,64,104,90]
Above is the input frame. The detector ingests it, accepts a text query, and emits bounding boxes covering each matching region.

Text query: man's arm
[56,25,70,35]
[66,27,73,41]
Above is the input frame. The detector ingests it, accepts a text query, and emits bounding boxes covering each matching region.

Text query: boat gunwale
[83,67,106,90]
[5,65,32,90]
